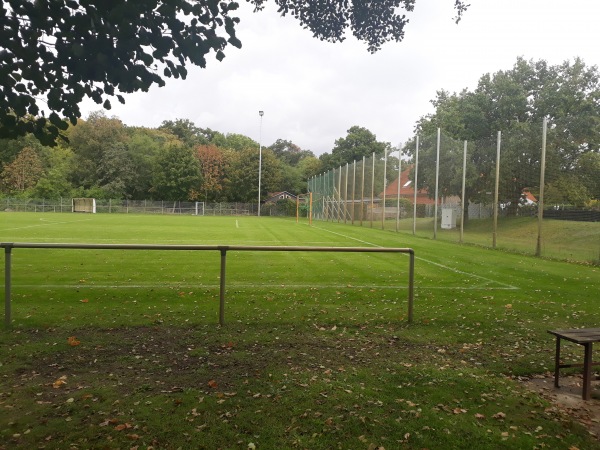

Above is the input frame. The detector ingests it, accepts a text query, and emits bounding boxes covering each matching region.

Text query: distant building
[264,191,298,204]
[381,165,446,205]
[383,165,538,208]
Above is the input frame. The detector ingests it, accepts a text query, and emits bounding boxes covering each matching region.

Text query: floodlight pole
[257,110,264,217]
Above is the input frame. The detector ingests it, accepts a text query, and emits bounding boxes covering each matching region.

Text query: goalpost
[72,198,96,213]
[194,202,205,216]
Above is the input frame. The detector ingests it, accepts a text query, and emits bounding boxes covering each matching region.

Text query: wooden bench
[548,328,600,400]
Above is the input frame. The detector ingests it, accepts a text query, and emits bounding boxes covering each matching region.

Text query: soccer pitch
[1,213,524,325]
[2,213,515,290]
[1,213,599,449]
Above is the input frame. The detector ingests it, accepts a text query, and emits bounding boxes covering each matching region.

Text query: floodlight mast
[258,110,264,217]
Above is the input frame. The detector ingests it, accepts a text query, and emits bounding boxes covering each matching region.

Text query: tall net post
[351,161,356,224]
[344,163,349,224]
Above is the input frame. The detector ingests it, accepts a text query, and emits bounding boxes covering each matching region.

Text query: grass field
[386,215,600,263]
[1,213,599,449]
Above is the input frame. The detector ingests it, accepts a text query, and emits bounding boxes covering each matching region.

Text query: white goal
[72,198,96,213]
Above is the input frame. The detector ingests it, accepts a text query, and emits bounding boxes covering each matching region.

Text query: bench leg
[582,343,593,401]
[554,336,561,388]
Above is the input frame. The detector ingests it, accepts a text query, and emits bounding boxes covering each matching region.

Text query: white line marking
[1,218,92,232]
[313,226,381,247]
[312,225,518,290]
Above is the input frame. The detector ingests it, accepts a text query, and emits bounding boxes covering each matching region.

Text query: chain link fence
[1,198,259,216]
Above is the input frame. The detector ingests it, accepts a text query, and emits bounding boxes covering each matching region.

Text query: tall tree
[1,0,467,145]
[32,145,75,199]
[226,147,281,202]
[269,139,315,166]
[213,133,259,152]
[151,142,202,201]
[297,156,323,181]
[159,119,209,147]
[126,127,177,199]
[321,126,390,171]
[278,163,304,194]
[97,142,136,198]
[1,146,44,193]
[195,144,228,201]
[68,111,128,189]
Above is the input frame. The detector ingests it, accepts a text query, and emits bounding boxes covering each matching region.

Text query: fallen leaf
[52,375,67,389]
[67,336,80,346]
[207,380,218,389]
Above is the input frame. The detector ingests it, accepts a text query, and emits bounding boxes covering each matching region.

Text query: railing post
[408,249,414,324]
[219,248,227,326]
[4,244,13,328]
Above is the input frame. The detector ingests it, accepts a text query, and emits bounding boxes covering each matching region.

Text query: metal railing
[2,243,415,328]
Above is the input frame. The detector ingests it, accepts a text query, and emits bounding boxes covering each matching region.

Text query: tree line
[1,57,598,208]
[0,112,394,202]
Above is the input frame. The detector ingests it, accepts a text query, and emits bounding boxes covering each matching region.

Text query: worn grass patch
[1,321,598,449]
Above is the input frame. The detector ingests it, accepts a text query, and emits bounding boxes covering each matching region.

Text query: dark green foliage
[252,0,468,52]
[407,58,600,210]
[320,125,391,171]
[158,119,211,147]
[0,0,242,144]
[151,142,202,200]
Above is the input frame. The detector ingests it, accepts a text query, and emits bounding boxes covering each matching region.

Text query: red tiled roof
[382,165,439,205]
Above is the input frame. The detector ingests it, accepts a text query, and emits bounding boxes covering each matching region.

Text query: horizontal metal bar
[0,242,414,254]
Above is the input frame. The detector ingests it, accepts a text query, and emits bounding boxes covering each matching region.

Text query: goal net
[72,198,96,213]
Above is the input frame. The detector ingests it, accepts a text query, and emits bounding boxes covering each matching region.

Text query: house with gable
[381,165,444,205]
[263,191,298,204]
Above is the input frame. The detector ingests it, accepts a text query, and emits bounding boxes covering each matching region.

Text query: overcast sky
[80,0,600,156]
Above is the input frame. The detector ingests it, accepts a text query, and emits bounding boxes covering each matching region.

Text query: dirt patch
[521,373,600,439]
[16,326,434,395]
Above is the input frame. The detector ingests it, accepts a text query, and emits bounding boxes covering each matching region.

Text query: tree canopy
[1,0,468,145]
[320,125,391,171]
[0,111,322,201]
[406,57,600,211]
